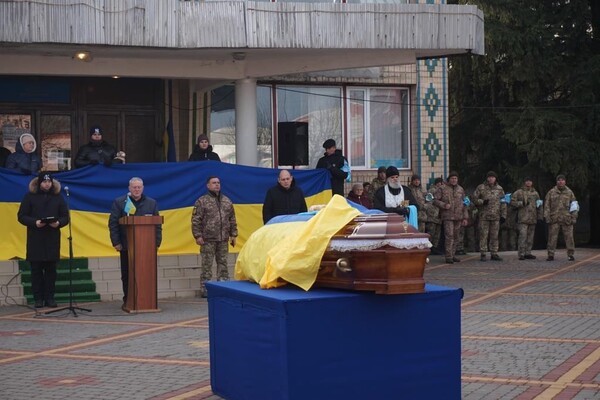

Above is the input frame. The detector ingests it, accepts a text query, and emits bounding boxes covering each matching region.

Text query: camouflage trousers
[418,220,426,233]
[479,220,500,254]
[517,223,536,257]
[200,241,230,292]
[426,222,441,248]
[443,220,461,259]
[547,223,575,257]
[457,226,478,253]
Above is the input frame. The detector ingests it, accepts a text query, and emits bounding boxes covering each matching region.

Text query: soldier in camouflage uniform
[407,174,427,233]
[473,171,507,261]
[544,174,578,261]
[367,166,387,202]
[510,177,543,260]
[433,172,468,264]
[425,177,443,254]
[191,176,238,297]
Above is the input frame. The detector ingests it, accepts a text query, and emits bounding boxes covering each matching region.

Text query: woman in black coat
[17,173,69,308]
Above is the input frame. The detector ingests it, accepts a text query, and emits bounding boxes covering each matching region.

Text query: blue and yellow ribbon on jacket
[0,162,331,260]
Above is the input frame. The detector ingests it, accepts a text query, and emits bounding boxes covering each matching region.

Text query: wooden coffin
[315,213,430,295]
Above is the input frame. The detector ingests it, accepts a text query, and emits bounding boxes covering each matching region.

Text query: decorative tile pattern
[424,128,441,166]
[424,58,438,77]
[423,83,440,122]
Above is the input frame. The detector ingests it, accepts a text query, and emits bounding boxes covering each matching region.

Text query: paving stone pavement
[0,248,598,399]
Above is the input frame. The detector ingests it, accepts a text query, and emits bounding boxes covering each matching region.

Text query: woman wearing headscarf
[6,133,42,175]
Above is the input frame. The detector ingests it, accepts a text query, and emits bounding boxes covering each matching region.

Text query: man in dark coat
[316,139,348,197]
[262,169,308,224]
[17,173,69,308]
[373,166,418,217]
[108,177,162,306]
[188,134,221,162]
[6,133,42,175]
[74,125,117,168]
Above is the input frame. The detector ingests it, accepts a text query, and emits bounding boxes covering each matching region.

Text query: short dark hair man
[316,139,348,197]
[262,169,308,224]
[108,177,161,307]
[191,176,238,297]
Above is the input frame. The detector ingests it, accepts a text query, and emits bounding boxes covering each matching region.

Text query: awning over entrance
[0,1,484,80]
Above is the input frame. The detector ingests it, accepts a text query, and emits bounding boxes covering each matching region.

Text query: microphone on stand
[64,186,70,197]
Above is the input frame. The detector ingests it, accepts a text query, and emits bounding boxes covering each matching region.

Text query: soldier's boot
[491,253,502,261]
[546,255,554,261]
[480,253,487,262]
[568,255,575,261]
[452,257,461,263]
[445,258,454,264]
[524,254,536,259]
[518,255,525,260]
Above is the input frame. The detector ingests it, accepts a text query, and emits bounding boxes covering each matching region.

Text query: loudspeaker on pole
[277,122,309,167]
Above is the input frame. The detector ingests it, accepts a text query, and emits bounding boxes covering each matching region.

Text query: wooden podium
[119,215,164,313]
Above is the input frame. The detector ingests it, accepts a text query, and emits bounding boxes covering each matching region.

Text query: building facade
[0,0,483,189]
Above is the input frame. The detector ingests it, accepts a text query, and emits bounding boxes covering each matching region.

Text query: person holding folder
[17,173,69,308]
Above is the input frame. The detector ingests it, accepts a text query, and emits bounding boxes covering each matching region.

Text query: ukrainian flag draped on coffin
[0,162,331,260]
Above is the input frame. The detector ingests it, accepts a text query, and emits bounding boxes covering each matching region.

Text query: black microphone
[64,186,70,196]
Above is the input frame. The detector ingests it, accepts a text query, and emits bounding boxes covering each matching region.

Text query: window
[40,115,72,171]
[276,86,342,168]
[347,87,410,169]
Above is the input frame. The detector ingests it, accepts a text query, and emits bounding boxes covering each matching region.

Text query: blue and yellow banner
[0,162,331,260]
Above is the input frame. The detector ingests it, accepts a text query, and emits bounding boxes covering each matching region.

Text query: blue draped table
[207,281,462,400]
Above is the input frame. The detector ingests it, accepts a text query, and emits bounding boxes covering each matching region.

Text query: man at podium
[108,177,162,307]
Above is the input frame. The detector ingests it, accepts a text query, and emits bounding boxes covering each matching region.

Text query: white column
[235,78,258,166]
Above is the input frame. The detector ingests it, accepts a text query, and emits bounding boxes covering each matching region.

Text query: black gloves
[20,168,32,175]
[482,199,489,205]
[90,159,99,165]
[103,158,112,167]
[398,206,409,217]
[500,217,506,224]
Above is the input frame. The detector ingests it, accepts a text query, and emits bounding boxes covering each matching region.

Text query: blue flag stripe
[0,162,331,212]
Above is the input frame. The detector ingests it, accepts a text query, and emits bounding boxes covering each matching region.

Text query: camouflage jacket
[473,182,507,221]
[424,187,440,224]
[408,183,427,222]
[433,184,468,221]
[191,191,238,242]
[367,177,386,202]
[543,185,578,225]
[511,186,542,225]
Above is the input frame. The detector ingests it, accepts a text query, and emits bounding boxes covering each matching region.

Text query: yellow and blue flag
[0,162,332,260]
[124,195,136,215]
